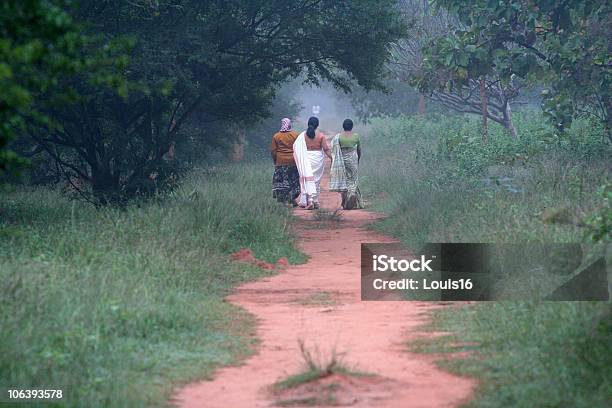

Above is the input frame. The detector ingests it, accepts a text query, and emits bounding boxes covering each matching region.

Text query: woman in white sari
[293,116,332,209]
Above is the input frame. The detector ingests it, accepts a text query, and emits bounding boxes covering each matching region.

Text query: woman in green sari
[330,119,363,209]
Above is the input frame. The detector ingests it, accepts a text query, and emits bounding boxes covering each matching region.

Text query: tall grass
[0,162,305,407]
[360,111,611,407]
[423,302,612,408]
[362,111,610,244]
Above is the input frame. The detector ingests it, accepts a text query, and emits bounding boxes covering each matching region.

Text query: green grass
[274,369,329,391]
[361,113,610,245]
[273,364,369,392]
[360,111,612,407]
[275,396,320,407]
[413,302,612,408]
[273,339,370,391]
[296,291,338,307]
[271,339,371,407]
[0,161,306,407]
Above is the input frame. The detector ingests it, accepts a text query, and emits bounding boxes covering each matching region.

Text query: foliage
[245,81,303,150]
[0,0,124,178]
[584,184,612,243]
[363,112,611,406]
[390,0,525,135]
[423,0,612,140]
[363,112,611,244]
[17,0,405,203]
[0,161,305,407]
[370,110,609,178]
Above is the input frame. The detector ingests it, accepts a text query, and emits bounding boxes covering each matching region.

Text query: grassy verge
[360,111,611,407]
[361,111,610,244]
[414,302,611,408]
[0,161,306,407]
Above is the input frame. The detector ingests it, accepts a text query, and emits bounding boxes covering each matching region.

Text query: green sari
[330,134,363,209]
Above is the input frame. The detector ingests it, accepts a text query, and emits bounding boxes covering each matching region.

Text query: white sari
[293,132,325,205]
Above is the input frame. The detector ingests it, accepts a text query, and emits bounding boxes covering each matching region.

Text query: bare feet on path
[173,165,475,407]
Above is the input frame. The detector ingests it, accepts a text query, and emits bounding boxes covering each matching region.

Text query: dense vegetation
[361,112,611,407]
[421,302,611,408]
[424,0,611,139]
[355,0,611,142]
[0,0,123,178]
[363,111,610,244]
[1,1,611,407]
[0,163,305,407]
[2,0,404,203]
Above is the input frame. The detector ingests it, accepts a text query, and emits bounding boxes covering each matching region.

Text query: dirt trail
[173,163,475,407]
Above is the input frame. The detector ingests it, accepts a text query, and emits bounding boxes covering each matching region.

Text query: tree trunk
[502,101,518,138]
[91,161,121,205]
[605,99,612,143]
[167,141,176,160]
[479,77,488,143]
[229,132,246,162]
[417,94,426,115]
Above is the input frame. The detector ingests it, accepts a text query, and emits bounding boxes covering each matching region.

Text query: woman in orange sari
[270,118,300,206]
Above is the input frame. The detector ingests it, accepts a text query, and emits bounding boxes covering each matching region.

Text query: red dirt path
[173,164,475,407]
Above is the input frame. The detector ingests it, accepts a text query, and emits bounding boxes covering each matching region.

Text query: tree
[350,78,422,122]
[22,0,405,203]
[0,0,97,177]
[390,0,452,117]
[390,0,525,138]
[428,0,612,141]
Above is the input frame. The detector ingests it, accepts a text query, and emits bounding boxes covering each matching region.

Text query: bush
[362,111,611,244]
[368,111,610,180]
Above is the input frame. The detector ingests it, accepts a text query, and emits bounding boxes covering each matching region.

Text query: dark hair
[306,116,319,139]
[342,118,353,131]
